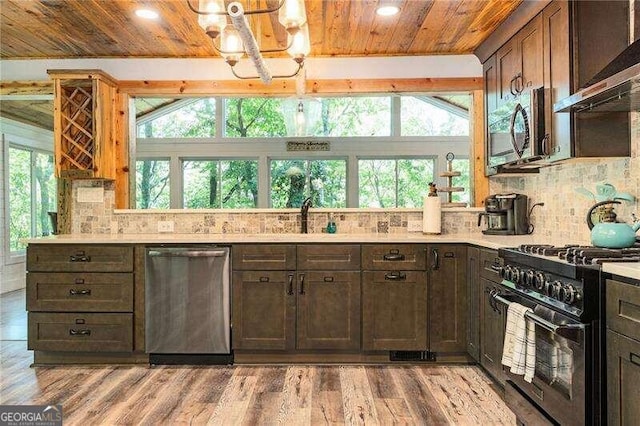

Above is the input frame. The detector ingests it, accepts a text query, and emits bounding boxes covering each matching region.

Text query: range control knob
[550,281,563,299]
[501,265,511,280]
[563,284,579,305]
[534,273,546,290]
[524,270,535,288]
[511,267,522,284]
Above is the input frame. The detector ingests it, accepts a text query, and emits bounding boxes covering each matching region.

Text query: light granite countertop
[602,263,640,282]
[24,233,546,251]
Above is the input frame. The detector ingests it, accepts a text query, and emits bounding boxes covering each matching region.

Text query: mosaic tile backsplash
[71,181,482,236]
[490,113,640,245]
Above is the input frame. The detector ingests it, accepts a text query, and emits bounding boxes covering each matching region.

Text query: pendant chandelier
[187,0,310,84]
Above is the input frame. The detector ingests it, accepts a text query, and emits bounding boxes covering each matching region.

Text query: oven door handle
[493,294,586,342]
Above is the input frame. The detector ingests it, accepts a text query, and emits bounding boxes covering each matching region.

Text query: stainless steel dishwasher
[145,246,231,364]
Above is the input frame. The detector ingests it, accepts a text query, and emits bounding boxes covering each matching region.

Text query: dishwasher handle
[147,249,228,258]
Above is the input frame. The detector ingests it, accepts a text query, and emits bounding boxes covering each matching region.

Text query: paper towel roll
[423,196,442,234]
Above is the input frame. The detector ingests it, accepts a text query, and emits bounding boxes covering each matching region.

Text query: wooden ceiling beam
[0,80,54,97]
[119,78,482,96]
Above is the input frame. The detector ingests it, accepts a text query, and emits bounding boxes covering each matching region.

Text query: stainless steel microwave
[486,87,547,174]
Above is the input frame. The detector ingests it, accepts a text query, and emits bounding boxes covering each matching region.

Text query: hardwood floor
[0,289,515,424]
[0,289,27,341]
[0,341,515,425]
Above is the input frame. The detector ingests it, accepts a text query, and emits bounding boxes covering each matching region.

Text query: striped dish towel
[501,302,536,383]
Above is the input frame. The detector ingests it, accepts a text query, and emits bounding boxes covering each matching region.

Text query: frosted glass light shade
[220,26,244,63]
[198,0,226,37]
[278,0,307,31]
[287,24,310,58]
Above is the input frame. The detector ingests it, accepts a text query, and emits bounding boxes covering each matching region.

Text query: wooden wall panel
[471,90,489,207]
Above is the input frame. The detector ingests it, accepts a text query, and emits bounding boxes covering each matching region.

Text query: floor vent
[389,351,435,362]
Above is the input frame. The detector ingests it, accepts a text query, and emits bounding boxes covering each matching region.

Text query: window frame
[3,134,55,265]
[133,92,473,210]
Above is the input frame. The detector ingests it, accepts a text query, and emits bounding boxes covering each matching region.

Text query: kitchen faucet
[301,197,312,233]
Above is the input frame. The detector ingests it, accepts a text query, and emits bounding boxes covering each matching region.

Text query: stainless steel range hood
[554,39,640,113]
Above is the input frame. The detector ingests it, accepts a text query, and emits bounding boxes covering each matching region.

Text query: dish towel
[501,302,536,383]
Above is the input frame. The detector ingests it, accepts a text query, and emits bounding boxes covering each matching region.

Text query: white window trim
[1,119,55,266]
[133,94,472,209]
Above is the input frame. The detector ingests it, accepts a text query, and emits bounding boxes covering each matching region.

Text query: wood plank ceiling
[0,0,522,59]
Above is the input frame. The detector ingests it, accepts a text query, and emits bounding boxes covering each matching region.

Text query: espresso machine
[478,193,529,235]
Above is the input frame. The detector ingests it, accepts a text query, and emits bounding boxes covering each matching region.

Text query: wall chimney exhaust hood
[554,39,640,113]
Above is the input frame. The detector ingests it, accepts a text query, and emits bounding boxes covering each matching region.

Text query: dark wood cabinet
[26,244,137,358]
[232,244,296,270]
[232,271,296,350]
[481,0,630,173]
[607,329,640,426]
[606,278,640,425]
[296,271,360,350]
[428,245,468,353]
[480,277,506,386]
[495,14,543,108]
[466,247,481,361]
[545,0,630,160]
[232,244,361,352]
[362,271,427,351]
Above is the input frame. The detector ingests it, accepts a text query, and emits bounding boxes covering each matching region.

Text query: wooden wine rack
[50,70,118,179]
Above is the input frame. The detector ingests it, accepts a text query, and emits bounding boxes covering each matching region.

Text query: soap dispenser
[326,214,337,234]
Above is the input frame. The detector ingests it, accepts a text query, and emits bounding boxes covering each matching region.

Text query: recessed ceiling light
[135,9,159,20]
[376,5,400,16]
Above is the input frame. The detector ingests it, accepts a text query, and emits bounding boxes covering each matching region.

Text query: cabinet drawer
[479,248,501,281]
[362,244,426,270]
[27,273,133,312]
[28,313,133,352]
[232,245,296,270]
[297,245,361,270]
[27,245,133,272]
[607,279,640,341]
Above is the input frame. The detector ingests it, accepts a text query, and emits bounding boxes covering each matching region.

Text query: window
[134,93,473,209]
[183,160,258,208]
[358,158,435,208]
[225,98,287,137]
[136,159,170,209]
[270,159,347,208]
[8,146,56,253]
[137,98,216,138]
[401,95,469,136]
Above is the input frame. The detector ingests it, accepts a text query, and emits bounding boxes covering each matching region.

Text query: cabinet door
[496,38,520,107]
[467,247,480,361]
[428,245,468,353]
[362,271,427,351]
[518,14,544,91]
[543,0,571,161]
[480,278,506,386]
[483,55,498,176]
[296,271,360,350]
[232,271,295,350]
[607,330,640,426]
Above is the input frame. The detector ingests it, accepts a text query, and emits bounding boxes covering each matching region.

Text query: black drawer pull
[70,254,91,262]
[385,272,406,281]
[444,251,455,258]
[74,278,85,284]
[259,276,270,282]
[69,289,92,296]
[383,253,405,261]
[631,352,640,367]
[324,276,334,282]
[69,329,91,336]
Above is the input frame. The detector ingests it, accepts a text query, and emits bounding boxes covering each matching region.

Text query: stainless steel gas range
[493,244,639,425]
